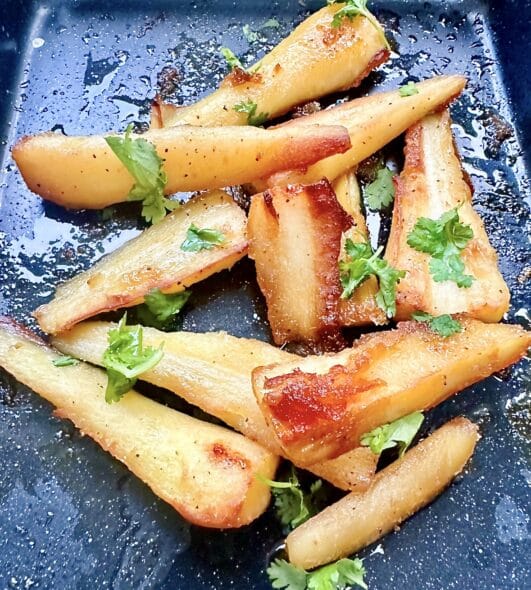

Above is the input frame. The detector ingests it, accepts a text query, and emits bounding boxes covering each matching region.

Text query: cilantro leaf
[307,558,367,590]
[399,81,419,97]
[328,0,389,50]
[411,311,462,338]
[52,355,79,367]
[105,125,177,224]
[407,207,474,288]
[180,224,226,252]
[267,560,307,590]
[220,47,243,70]
[259,467,324,530]
[233,99,269,126]
[102,314,164,403]
[361,411,424,457]
[336,559,368,590]
[243,24,259,43]
[263,18,281,29]
[135,288,191,330]
[340,241,405,318]
[363,166,395,211]
[267,558,367,590]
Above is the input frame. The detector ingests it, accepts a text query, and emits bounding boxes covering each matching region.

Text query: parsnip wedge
[35,191,248,335]
[248,180,351,351]
[253,319,530,464]
[12,124,350,209]
[151,5,389,128]
[286,417,479,569]
[385,109,510,322]
[0,319,278,529]
[332,171,387,326]
[256,75,466,190]
[53,322,378,492]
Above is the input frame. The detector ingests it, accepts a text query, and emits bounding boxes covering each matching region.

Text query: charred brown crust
[347,48,390,90]
[222,67,263,88]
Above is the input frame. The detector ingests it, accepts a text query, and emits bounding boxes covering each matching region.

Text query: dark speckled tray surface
[0,1,530,589]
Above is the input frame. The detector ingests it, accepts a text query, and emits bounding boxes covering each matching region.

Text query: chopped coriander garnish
[135,288,191,331]
[52,355,79,367]
[259,467,324,530]
[180,224,226,252]
[328,0,389,50]
[363,166,395,211]
[267,557,367,590]
[407,207,474,288]
[361,411,424,457]
[220,47,243,71]
[105,124,177,224]
[233,99,269,126]
[263,18,280,29]
[102,314,164,403]
[399,81,419,97]
[339,240,405,318]
[242,24,259,43]
[411,311,463,338]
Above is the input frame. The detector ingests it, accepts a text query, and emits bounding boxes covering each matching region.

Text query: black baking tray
[0,1,530,588]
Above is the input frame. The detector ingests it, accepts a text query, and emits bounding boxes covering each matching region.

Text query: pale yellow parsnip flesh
[152,6,389,128]
[259,75,467,189]
[53,322,378,492]
[248,182,352,350]
[385,109,510,321]
[12,124,350,209]
[252,319,530,464]
[332,171,387,326]
[286,417,479,569]
[0,319,277,529]
[35,191,248,335]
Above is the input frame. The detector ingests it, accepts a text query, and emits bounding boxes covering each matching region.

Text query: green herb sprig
[340,240,405,318]
[259,467,324,530]
[407,207,474,288]
[328,0,389,50]
[268,557,367,590]
[135,288,191,331]
[105,125,177,224]
[363,166,395,211]
[233,99,269,126]
[180,224,226,252]
[102,314,164,403]
[411,311,462,337]
[361,411,424,457]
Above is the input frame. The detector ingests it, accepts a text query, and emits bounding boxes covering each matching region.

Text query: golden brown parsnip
[0,318,278,529]
[286,417,479,569]
[253,319,530,464]
[12,124,350,209]
[35,191,248,335]
[53,322,378,492]
[248,180,351,351]
[385,110,510,322]
[151,5,389,128]
[332,172,387,326]
[257,75,467,190]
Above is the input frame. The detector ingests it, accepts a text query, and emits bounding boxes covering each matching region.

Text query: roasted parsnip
[0,318,278,529]
[286,417,479,569]
[248,180,351,351]
[151,5,389,128]
[53,322,378,491]
[12,124,350,209]
[256,75,467,190]
[35,191,248,335]
[253,319,530,464]
[332,171,387,326]
[385,109,510,321]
